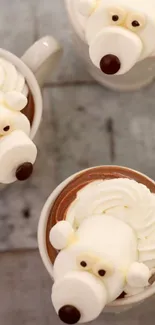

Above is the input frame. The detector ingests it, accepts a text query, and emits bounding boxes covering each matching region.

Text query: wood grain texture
[45,83,155,183]
[0,0,36,56]
[0,250,55,325]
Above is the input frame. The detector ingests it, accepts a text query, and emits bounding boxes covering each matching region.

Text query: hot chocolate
[0,57,35,125]
[0,57,37,183]
[39,166,155,324]
[22,91,35,126]
[65,0,155,90]
[46,166,155,264]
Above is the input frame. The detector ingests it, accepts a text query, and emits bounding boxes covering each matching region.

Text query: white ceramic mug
[0,36,62,184]
[65,0,155,91]
[38,166,155,316]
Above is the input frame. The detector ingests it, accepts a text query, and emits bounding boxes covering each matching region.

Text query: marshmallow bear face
[52,240,125,324]
[54,242,116,281]
[77,0,155,75]
[0,91,38,184]
[50,215,149,323]
[0,91,30,137]
[53,242,126,300]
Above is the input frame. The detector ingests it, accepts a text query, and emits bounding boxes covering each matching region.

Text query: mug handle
[21,36,62,86]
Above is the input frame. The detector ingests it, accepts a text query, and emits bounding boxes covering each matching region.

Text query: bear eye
[80,261,88,268]
[126,13,146,32]
[3,125,10,132]
[0,121,13,136]
[77,253,96,271]
[109,7,126,26]
[112,15,119,22]
[98,269,106,277]
[93,261,114,278]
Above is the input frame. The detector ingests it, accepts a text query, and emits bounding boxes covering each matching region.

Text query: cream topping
[0,58,28,95]
[66,178,155,266]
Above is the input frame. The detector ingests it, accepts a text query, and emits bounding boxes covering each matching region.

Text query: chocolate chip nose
[16,162,33,181]
[58,305,81,324]
[100,54,121,75]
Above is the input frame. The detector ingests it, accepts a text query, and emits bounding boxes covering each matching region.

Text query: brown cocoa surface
[22,91,35,126]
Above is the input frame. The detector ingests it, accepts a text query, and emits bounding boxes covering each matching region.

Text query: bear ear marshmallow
[77,0,99,17]
[3,91,28,111]
[126,262,150,288]
[49,221,75,250]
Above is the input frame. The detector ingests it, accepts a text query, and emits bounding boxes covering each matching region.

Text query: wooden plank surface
[0,0,36,56]
[45,83,155,183]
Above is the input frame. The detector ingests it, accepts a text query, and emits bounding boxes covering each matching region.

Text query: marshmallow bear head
[49,214,150,324]
[0,91,30,136]
[76,0,155,75]
[0,91,37,184]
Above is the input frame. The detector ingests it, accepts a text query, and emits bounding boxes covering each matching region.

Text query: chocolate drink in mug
[65,0,155,91]
[0,36,62,184]
[38,166,155,324]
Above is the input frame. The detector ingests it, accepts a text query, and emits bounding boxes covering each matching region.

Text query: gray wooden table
[1,0,155,324]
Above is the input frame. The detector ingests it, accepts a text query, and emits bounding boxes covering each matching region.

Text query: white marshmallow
[126,262,150,288]
[52,214,136,317]
[78,0,97,16]
[103,269,125,303]
[68,0,155,79]
[48,175,155,324]
[49,221,74,250]
[76,214,138,269]
[13,112,30,136]
[4,91,28,111]
[0,107,14,136]
[89,26,142,75]
[0,58,38,184]
[52,271,107,323]
[0,130,37,184]
[124,284,144,296]
[0,103,30,136]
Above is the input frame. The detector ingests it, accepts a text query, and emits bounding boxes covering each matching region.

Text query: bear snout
[89,26,143,75]
[52,270,107,324]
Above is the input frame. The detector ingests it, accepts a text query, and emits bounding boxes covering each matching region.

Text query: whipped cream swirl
[0,58,28,95]
[66,178,155,266]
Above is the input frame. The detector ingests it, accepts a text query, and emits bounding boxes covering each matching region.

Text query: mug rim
[38,165,155,307]
[0,48,43,139]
